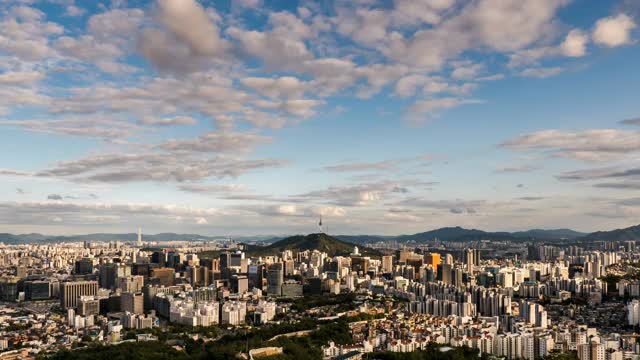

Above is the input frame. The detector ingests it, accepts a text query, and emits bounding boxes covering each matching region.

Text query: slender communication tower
[318,216,324,234]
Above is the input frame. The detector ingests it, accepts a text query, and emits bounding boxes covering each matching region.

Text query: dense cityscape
[0,224,640,360]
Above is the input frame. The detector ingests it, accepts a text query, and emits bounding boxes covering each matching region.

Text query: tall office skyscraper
[137,228,143,247]
[463,248,481,272]
[424,253,441,269]
[437,263,453,285]
[60,281,98,309]
[267,263,284,296]
[74,258,94,275]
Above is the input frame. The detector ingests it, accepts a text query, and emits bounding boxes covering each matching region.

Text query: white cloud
[11,5,44,21]
[501,129,640,162]
[88,8,145,39]
[159,132,271,154]
[0,70,44,85]
[293,180,422,207]
[139,0,228,72]
[394,74,429,97]
[155,0,226,56]
[54,35,122,62]
[64,5,85,17]
[391,0,455,27]
[386,0,569,69]
[451,62,484,80]
[0,201,226,227]
[0,169,32,177]
[561,29,589,57]
[139,116,197,126]
[354,63,408,98]
[311,206,347,217]
[278,99,323,118]
[0,117,145,140]
[241,76,307,99]
[509,29,588,68]
[227,26,312,71]
[179,184,246,193]
[32,139,288,183]
[0,5,64,61]
[593,14,636,47]
[407,97,482,121]
[334,7,390,46]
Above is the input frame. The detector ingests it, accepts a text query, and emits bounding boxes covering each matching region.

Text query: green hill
[394,226,513,243]
[247,233,381,257]
[577,224,640,242]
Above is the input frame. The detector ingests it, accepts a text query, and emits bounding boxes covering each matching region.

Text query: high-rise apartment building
[121,292,144,315]
[382,255,394,274]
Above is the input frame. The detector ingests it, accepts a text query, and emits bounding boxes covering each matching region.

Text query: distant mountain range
[245,233,381,257]
[2,224,639,246]
[0,232,276,245]
[327,227,586,245]
[385,227,587,244]
[576,224,640,243]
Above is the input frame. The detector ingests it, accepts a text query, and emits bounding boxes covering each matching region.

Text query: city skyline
[1,0,640,235]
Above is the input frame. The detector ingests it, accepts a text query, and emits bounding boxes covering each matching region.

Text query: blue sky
[0,0,639,236]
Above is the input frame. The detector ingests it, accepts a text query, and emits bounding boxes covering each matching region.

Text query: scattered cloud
[593,13,636,47]
[0,71,45,85]
[0,169,32,177]
[407,97,482,121]
[241,76,308,99]
[320,155,432,173]
[64,5,85,17]
[0,117,146,141]
[158,132,271,154]
[501,129,640,161]
[519,67,564,78]
[561,29,589,57]
[594,182,640,190]
[322,160,399,173]
[395,197,486,215]
[140,0,229,72]
[139,116,197,126]
[36,152,288,183]
[291,180,426,207]
[178,184,247,194]
[495,165,539,173]
[556,166,640,181]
